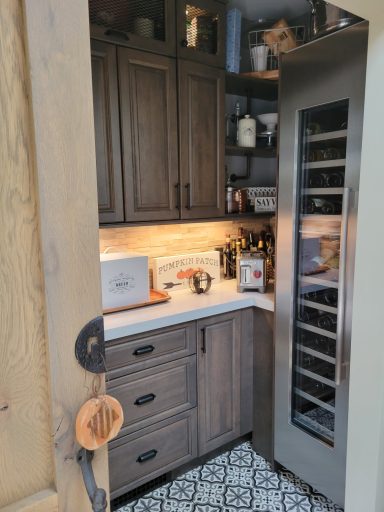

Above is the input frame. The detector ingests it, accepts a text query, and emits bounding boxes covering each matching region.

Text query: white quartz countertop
[103,280,274,341]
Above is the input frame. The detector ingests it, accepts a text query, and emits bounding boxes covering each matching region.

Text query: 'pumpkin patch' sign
[153,251,221,292]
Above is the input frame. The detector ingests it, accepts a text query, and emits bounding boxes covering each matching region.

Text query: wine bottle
[324,172,344,188]
[223,236,232,280]
[308,173,324,188]
[317,314,337,331]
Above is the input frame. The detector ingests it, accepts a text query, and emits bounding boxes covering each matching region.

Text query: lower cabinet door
[109,409,197,499]
[197,311,241,455]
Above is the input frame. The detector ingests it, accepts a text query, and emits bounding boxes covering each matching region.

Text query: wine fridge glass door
[291,99,349,446]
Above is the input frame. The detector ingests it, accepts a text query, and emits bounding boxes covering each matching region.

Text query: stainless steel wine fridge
[274,21,368,507]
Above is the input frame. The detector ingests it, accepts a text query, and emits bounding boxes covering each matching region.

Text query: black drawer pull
[134,393,156,406]
[136,449,158,463]
[133,345,154,356]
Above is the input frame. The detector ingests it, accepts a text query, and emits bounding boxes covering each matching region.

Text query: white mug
[251,45,269,72]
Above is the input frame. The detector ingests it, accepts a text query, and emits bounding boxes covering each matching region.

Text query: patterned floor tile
[116,441,343,512]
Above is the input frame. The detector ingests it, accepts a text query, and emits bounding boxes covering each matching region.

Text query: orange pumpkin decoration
[76,395,124,450]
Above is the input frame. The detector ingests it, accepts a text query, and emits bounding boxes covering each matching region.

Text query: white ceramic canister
[238,115,256,147]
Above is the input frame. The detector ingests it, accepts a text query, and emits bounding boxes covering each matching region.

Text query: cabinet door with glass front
[89,0,176,56]
[293,100,349,447]
[176,0,226,68]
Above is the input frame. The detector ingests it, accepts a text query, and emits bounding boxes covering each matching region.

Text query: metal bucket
[307,0,361,39]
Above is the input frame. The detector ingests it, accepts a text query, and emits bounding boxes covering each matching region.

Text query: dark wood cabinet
[176,0,226,68]
[89,0,176,57]
[197,311,241,455]
[179,59,225,219]
[118,47,180,221]
[91,40,124,223]
[106,308,258,498]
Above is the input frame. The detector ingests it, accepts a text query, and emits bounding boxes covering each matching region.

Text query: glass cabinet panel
[89,0,167,42]
[184,4,219,54]
[291,99,349,446]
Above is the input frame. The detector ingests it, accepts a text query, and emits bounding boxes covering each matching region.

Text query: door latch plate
[75,316,106,374]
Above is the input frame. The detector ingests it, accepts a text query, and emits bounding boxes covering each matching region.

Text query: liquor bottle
[231,239,237,279]
[223,236,232,280]
[235,101,240,144]
[257,232,266,254]
[248,231,255,251]
[235,241,242,263]
[241,236,247,252]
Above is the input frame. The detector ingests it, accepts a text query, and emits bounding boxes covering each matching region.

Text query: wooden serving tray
[240,70,279,81]
[103,289,171,315]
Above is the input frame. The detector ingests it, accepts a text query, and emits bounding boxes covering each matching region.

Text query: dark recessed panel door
[179,59,225,219]
[118,48,179,222]
[91,40,124,223]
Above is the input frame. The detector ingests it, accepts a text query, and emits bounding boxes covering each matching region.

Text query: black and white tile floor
[117,441,343,512]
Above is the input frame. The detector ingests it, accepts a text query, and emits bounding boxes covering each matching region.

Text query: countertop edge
[104,284,274,341]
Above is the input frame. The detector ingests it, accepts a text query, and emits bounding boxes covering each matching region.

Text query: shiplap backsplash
[99,218,273,286]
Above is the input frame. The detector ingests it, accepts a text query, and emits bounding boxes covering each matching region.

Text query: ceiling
[227,0,310,22]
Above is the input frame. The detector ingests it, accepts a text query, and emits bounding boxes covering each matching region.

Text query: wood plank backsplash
[99,218,273,285]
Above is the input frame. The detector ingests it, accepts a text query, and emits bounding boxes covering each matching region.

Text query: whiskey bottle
[223,236,232,280]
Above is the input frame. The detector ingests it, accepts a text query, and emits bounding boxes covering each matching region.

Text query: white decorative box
[100,252,149,312]
[153,251,221,292]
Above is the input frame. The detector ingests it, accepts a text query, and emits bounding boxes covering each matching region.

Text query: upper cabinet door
[176,0,226,68]
[89,0,176,57]
[118,48,180,222]
[179,59,225,219]
[91,40,124,224]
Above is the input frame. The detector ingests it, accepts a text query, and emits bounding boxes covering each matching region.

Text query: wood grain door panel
[179,59,225,219]
[118,48,179,221]
[91,40,124,223]
[197,311,241,455]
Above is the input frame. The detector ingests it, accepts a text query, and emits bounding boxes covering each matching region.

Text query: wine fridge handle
[335,187,351,386]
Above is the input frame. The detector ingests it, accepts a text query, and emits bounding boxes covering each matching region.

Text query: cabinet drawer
[108,356,196,437]
[109,409,197,499]
[106,322,196,379]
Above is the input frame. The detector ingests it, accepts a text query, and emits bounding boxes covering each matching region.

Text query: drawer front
[108,356,196,436]
[109,409,197,498]
[106,322,196,378]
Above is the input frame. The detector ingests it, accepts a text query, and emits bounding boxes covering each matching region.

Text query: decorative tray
[103,289,171,315]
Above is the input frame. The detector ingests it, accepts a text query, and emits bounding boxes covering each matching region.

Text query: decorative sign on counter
[153,251,221,292]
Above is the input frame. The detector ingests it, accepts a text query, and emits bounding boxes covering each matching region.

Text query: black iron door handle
[175,183,180,210]
[134,393,156,406]
[201,328,206,354]
[137,449,158,463]
[133,345,154,356]
[185,183,191,210]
